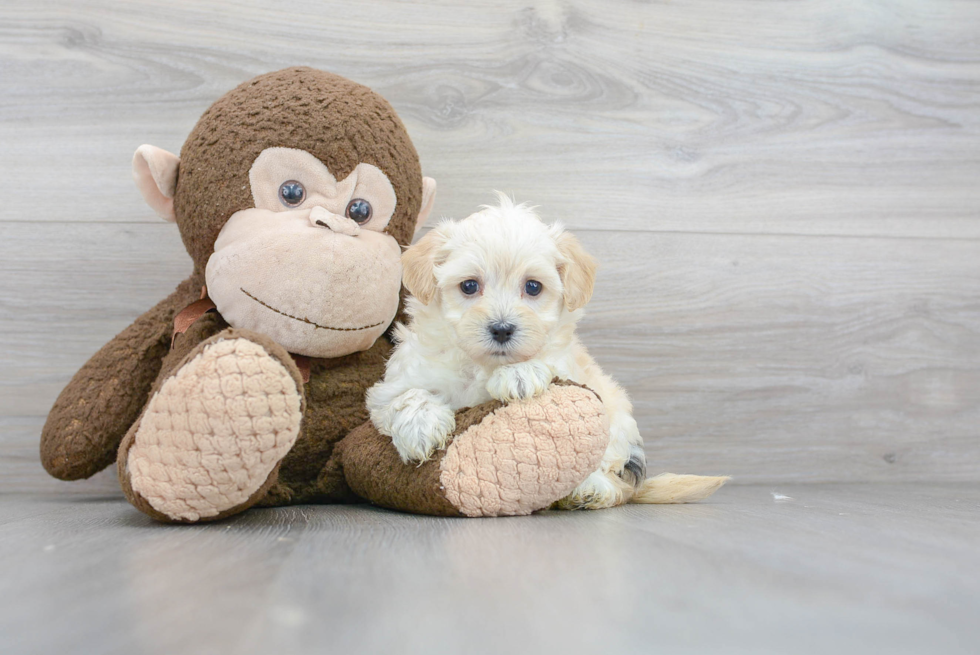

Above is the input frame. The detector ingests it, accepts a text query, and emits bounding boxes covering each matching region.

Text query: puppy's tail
[630,473,730,504]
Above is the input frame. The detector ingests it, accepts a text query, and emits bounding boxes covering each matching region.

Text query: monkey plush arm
[40,276,203,480]
[337,381,610,517]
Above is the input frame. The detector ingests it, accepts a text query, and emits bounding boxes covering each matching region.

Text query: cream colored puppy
[367,196,727,509]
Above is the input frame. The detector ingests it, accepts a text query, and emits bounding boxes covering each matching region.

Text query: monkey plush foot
[338,381,608,517]
[118,332,305,522]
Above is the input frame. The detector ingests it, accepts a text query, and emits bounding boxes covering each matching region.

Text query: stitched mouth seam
[240,288,383,332]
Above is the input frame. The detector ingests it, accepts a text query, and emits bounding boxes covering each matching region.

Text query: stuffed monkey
[39,67,608,522]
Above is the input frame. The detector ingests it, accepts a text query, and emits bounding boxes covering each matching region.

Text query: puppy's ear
[402,227,447,305]
[557,232,597,311]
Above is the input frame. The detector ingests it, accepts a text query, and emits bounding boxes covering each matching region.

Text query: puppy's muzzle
[489,322,516,344]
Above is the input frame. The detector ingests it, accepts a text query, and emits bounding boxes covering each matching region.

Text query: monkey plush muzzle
[205,206,402,358]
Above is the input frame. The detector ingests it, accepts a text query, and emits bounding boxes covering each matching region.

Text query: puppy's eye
[346,198,373,224]
[524,280,543,296]
[460,279,480,296]
[278,180,306,207]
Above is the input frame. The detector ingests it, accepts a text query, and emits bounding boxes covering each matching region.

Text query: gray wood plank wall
[1,0,978,493]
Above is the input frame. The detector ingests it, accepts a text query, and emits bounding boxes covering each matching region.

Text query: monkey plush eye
[346,198,373,224]
[278,180,306,207]
[524,280,543,296]
[460,279,480,296]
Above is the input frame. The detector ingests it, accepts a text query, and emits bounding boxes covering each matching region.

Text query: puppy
[367,195,727,509]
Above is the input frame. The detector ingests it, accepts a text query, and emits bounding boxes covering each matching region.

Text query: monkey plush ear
[132,144,180,222]
[556,232,598,311]
[414,177,437,236]
[402,225,447,305]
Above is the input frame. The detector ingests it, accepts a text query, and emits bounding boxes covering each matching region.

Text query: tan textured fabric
[440,384,607,517]
[205,206,402,358]
[338,383,607,518]
[41,273,206,480]
[126,337,303,521]
[42,68,425,492]
[249,148,398,233]
[337,419,463,517]
[45,68,617,522]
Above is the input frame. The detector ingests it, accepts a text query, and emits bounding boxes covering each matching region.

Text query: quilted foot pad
[440,384,607,517]
[126,337,303,522]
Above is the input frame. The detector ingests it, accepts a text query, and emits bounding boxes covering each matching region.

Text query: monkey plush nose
[309,206,360,236]
[489,322,516,344]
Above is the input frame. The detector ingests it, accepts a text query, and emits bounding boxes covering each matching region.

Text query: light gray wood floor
[1,483,977,655]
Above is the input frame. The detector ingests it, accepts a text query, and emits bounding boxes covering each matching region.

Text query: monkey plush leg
[117,329,305,523]
[40,276,204,480]
[337,381,608,517]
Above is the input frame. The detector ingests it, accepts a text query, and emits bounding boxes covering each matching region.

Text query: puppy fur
[367,195,727,509]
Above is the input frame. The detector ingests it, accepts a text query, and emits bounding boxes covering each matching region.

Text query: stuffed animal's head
[132,67,436,357]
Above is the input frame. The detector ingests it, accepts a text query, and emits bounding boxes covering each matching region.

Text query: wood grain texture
[2,0,979,236]
[1,0,979,490]
[1,484,978,654]
[2,222,977,489]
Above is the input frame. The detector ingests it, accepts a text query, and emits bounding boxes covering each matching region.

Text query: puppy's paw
[486,360,553,403]
[387,389,456,464]
[555,470,632,510]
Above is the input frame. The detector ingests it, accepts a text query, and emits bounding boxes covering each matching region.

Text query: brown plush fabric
[118,414,288,524]
[123,301,394,513]
[174,67,423,269]
[549,378,601,402]
[259,339,394,507]
[453,399,507,431]
[439,383,608,517]
[116,327,307,523]
[335,387,553,516]
[40,68,421,486]
[40,273,205,480]
[42,68,611,523]
[337,382,605,518]
[335,403,511,517]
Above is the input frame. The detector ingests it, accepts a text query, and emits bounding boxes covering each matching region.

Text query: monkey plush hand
[39,68,608,522]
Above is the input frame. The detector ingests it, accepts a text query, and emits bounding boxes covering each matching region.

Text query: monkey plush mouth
[240,288,383,332]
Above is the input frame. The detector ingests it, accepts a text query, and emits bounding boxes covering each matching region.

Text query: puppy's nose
[489,322,516,344]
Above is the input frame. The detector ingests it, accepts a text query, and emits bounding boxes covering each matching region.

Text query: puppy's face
[403,199,597,366]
